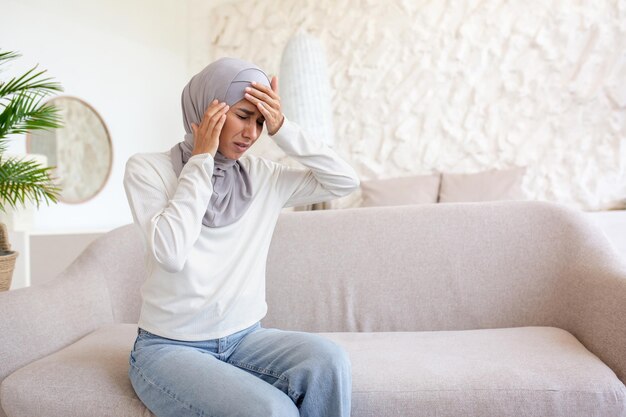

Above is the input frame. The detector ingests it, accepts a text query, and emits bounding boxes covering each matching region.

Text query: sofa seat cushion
[1,325,625,417]
[1,324,146,417]
[323,326,626,417]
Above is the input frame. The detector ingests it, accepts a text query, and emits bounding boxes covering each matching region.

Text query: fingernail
[245,87,251,91]
[251,82,256,85]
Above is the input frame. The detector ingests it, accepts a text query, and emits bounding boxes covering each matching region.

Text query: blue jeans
[128,322,352,417]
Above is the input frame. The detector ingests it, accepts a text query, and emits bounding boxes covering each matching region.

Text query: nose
[242,120,259,140]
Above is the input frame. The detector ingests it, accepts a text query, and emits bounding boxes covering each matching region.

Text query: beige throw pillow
[438,167,527,203]
[360,174,441,208]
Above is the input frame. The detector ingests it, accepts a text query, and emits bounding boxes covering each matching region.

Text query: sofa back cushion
[76,201,605,335]
[262,201,596,333]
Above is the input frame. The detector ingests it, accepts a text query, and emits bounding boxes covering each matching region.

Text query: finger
[270,76,279,94]
[207,105,229,133]
[244,92,261,105]
[202,103,228,130]
[255,101,272,120]
[202,101,227,126]
[245,91,279,112]
[244,86,276,105]
[213,114,227,139]
[207,101,227,117]
[250,81,280,101]
[203,99,219,116]
[201,106,224,133]
[191,123,198,135]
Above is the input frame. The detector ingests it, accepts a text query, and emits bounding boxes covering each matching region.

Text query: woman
[123,57,359,417]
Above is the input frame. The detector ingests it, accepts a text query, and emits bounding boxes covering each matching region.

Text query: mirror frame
[26,95,113,204]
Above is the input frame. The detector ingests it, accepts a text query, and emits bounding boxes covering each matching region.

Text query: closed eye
[238,114,265,126]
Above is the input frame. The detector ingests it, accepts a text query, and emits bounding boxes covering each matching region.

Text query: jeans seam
[130,362,214,417]
[229,360,303,403]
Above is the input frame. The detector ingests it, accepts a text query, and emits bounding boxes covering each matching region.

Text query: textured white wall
[190,0,626,210]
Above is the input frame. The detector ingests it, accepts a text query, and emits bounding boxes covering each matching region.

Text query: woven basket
[0,222,18,291]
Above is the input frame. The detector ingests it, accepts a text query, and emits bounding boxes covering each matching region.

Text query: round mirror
[26,96,112,204]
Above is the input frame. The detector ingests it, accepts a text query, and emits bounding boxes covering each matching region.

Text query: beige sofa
[1,201,625,416]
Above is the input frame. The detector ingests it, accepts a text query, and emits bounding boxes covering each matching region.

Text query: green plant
[0,50,62,212]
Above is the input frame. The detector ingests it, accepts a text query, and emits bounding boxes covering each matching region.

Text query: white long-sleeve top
[123,118,359,341]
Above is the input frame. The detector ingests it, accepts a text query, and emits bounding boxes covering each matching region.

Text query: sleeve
[270,117,360,208]
[123,153,215,273]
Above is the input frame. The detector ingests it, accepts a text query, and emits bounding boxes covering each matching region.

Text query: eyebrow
[236,108,256,115]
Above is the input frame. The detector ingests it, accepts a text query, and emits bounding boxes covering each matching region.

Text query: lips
[233,142,250,152]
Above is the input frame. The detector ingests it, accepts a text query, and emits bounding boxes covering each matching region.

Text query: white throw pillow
[438,167,527,203]
[360,174,441,208]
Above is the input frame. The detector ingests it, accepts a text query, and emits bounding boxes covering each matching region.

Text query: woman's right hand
[191,99,230,157]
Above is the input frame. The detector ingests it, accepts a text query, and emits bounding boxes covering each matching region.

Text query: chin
[222,151,243,160]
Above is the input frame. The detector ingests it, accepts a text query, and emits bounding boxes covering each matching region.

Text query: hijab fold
[170,58,271,228]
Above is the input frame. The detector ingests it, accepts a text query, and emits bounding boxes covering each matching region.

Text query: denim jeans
[128,322,352,417]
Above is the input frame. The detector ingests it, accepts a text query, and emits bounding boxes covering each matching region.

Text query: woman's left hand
[244,76,285,135]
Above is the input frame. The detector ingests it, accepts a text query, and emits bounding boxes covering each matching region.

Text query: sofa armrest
[0,255,114,386]
[566,250,626,385]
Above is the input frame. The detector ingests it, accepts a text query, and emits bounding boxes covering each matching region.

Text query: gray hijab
[170,57,271,228]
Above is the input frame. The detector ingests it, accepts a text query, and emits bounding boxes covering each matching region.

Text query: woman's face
[217,98,265,159]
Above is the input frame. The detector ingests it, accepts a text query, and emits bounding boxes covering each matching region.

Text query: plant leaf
[0,90,63,145]
[0,66,62,101]
[0,50,64,211]
[0,156,60,212]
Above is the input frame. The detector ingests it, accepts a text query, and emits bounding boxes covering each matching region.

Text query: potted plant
[0,50,63,291]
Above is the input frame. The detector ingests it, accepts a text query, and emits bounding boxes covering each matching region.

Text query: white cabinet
[7,229,105,290]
